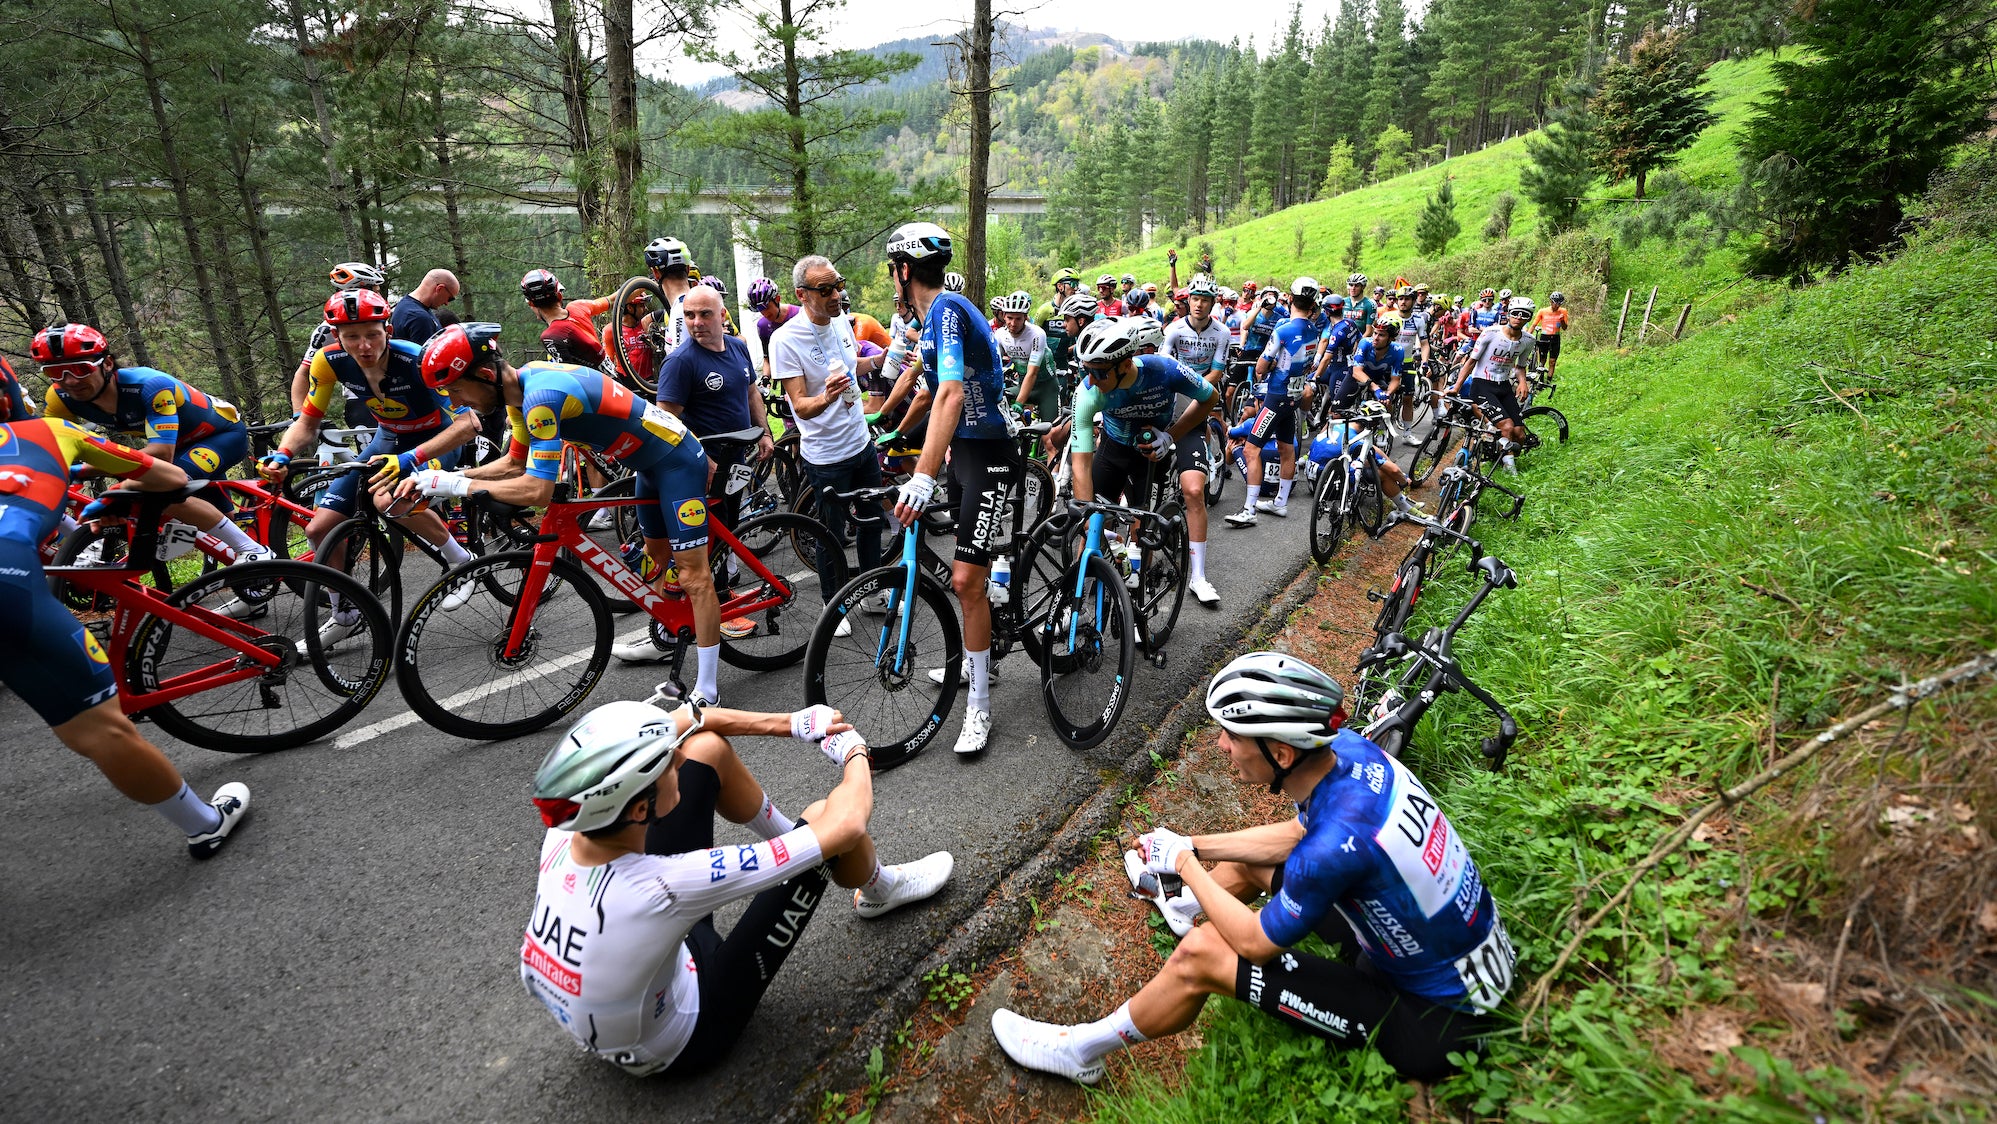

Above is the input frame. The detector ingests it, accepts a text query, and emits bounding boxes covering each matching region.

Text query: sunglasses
[799,278,846,296]
[43,360,103,381]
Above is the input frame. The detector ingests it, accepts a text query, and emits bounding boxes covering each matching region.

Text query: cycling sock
[1072,1002,1147,1063]
[857,859,903,903]
[153,783,223,836]
[1188,540,1207,584]
[57,513,80,537]
[1276,478,1294,505]
[438,536,473,566]
[207,519,262,558]
[695,643,720,703]
[967,647,992,712]
[745,795,794,841]
[1394,493,1411,513]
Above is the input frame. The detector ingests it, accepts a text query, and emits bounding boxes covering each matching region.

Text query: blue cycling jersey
[1070,354,1215,454]
[45,367,242,451]
[1321,319,1359,371]
[1260,316,1321,401]
[1239,309,1283,357]
[1262,730,1515,1014]
[1470,305,1501,331]
[918,291,1011,441]
[1351,338,1404,382]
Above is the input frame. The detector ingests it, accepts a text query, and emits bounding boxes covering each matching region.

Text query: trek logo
[570,536,664,612]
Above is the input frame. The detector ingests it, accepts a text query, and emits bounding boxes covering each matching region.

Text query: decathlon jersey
[1260,316,1321,400]
[1466,327,1531,383]
[1162,317,1230,376]
[301,341,451,435]
[1070,354,1214,454]
[916,291,1011,441]
[1262,730,1514,1014]
[521,825,826,1076]
[503,362,702,481]
[0,418,154,544]
[45,367,241,451]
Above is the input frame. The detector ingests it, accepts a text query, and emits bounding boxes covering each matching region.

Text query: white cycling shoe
[990,1008,1105,1086]
[612,637,673,664]
[1255,498,1289,517]
[186,783,251,860]
[854,850,954,919]
[438,575,476,612]
[1189,578,1220,607]
[1223,509,1257,528]
[953,708,992,755]
[1123,849,1203,937]
[297,608,363,656]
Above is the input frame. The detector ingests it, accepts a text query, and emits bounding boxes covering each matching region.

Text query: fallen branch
[1521,649,1997,1026]
[1739,576,1803,610]
[1811,364,1870,429]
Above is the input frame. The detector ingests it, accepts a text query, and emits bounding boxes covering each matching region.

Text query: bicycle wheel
[1407,419,1455,486]
[1309,467,1351,565]
[129,560,392,753]
[1039,552,1137,751]
[1134,504,1188,652]
[394,550,611,740]
[1355,462,1385,537]
[1372,556,1423,641]
[1201,422,1227,508]
[803,565,962,770]
[1435,474,1476,548]
[1013,511,1073,666]
[610,276,670,397]
[1520,405,1569,451]
[318,516,402,622]
[1017,457,1056,535]
[717,512,845,671]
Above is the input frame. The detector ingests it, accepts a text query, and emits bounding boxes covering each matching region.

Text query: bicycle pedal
[1146,651,1168,670]
[1366,588,1385,601]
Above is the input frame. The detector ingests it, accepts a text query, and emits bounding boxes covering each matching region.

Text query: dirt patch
[836,526,1416,1123]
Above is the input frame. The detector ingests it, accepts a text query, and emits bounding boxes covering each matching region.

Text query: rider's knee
[677,729,735,768]
[1162,923,1237,991]
[951,566,985,601]
[55,706,152,765]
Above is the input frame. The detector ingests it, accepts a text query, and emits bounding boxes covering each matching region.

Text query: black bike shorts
[1535,334,1561,360]
[1248,401,1297,445]
[948,437,1020,566]
[1089,437,1158,508]
[1468,379,1524,424]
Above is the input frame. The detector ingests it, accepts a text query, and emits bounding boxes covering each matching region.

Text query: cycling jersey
[1468,303,1501,331]
[1528,307,1569,337]
[1097,297,1126,318]
[1342,297,1377,335]
[995,322,1046,382]
[1263,730,1514,1015]
[1070,354,1215,454]
[1239,309,1283,359]
[1350,339,1404,385]
[1320,318,1360,375]
[1395,311,1428,371]
[0,355,27,423]
[301,341,451,435]
[1259,316,1321,402]
[1161,317,1230,376]
[849,312,893,351]
[1465,327,1530,383]
[916,291,1011,441]
[522,821,827,1075]
[504,362,702,480]
[541,304,607,368]
[45,367,241,452]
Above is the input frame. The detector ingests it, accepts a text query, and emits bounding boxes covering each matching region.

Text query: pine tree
[1371,124,1412,181]
[1588,25,1715,199]
[1358,0,1408,144]
[1520,74,1597,232]
[1343,225,1365,274]
[1414,176,1461,257]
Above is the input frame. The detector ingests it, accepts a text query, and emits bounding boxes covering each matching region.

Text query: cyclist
[522,269,608,368]
[881,221,1014,757]
[1125,287,1158,325]
[1224,278,1321,528]
[1391,288,1432,401]
[406,324,732,703]
[995,291,1051,421]
[1237,289,1283,365]
[991,653,1513,1086]
[1029,291,1099,461]
[1468,288,1501,332]
[521,698,952,1076]
[841,291,894,352]
[0,352,29,421]
[1346,314,1405,405]
[1036,269,1081,338]
[35,323,270,564]
[642,236,699,355]
[749,278,798,383]
[289,261,385,425]
[1496,288,1513,317]
[0,416,250,857]
[1341,274,1374,336]
[1160,278,1230,607]
[1528,291,1569,381]
[1450,297,1534,475]
[1093,274,1126,317]
[1305,294,1358,412]
[260,291,479,636]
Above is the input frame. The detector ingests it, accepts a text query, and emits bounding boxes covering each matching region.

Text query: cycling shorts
[0,539,119,726]
[1234,866,1496,1083]
[632,446,713,552]
[644,759,833,1075]
[1088,438,1159,509]
[948,437,1020,566]
[1468,380,1524,425]
[1535,335,1561,360]
[320,427,462,517]
[1173,431,1210,477]
[1248,401,1297,446]
[173,427,249,516]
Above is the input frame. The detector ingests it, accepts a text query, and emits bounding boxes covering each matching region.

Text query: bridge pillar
[730,211,766,370]
[1141,210,1156,250]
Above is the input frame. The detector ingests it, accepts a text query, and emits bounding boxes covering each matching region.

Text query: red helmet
[324,289,391,325]
[1240,281,1258,293]
[520,269,564,305]
[31,323,110,364]
[420,322,503,388]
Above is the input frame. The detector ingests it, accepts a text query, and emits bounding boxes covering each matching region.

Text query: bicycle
[1352,552,1520,772]
[1364,508,1483,647]
[1517,363,1570,451]
[45,484,393,752]
[1307,401,1392,565]
[1034,498,1142,749]
[1431,410,1525,547]
[393,475,846,740]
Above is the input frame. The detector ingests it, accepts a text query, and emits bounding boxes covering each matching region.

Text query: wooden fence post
[1636,285,1659,344]
[1614,288,1633,347]
[1595,283,1608,315]
[1673,303,1692,339]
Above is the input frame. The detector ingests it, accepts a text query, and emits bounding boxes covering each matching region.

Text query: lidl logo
[188,447,221,473]
[370,397,410,419]
[150,388,178,414]
[676,498,707,528]
[526,405,560,440]
[82,629,109,665]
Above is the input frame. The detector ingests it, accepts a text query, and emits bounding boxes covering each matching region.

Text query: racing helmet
[329,261,385,290]
[1508,296,1537,318]
[1186,276,1219,298]
[943,272,966,293]
[1131,317,1165,352]
[885,221,953,265]
[644,237,691,273]
[1347,273,1367,287]
[1206,652,1347,792]
[1059,292,1101,320]
[998,290,1033,314]
[520,269,564,305]
[419,322,503,389]
[747,277,780,309]
[532,701,695,832]
[325,288,392,325]
[1073,317,1140,366]
[30,323,110,364]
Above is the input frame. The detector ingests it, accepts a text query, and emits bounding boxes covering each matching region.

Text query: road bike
[1307,401,1391,565]
[46,485,393,752]
[1365,508,1484,646]
[1431,408,1525,547]
[1035,499,1142,749]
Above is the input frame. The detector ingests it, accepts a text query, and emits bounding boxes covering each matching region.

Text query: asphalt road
[0,464,1328,1123]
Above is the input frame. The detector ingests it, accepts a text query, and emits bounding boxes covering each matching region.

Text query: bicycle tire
[1521,404,1569,449]
[610,276,669,397]
[1038,552,1137,751]
[1013,511,1073,667]
[803,564,962,770]
[1202,422,1227,508]
[1407,419,1454,486]
[130,560,392,753]
[717,511,845,671]
[395,550,611,740]
[1309,467,1351,565]
[318,515,402,622]
[1135,503,1188,652]
[1355,462,1385,536]
[1373,557,1423,641]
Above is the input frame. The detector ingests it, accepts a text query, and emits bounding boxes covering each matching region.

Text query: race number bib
[1453,916,1517,1013]
[724,461,753,496]
[156,520,200,561]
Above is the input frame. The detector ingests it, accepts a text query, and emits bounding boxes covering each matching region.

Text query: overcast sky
[651,0,1346,84]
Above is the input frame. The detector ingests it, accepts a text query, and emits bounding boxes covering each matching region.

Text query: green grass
[1084,166,1997,1121]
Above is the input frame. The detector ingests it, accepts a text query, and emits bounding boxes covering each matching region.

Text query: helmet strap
[1256,736,1295,796]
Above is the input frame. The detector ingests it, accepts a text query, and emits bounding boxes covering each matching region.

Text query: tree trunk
[130,26,240,396]
[217,94,296,372]
[548,0,604,244]
[961,0,994,309]
[286,0,362,259]
[352,166,379,263]
[431,85,477,319]
[0,206,46,328]
[76,174,151,365]
[600,0,640,291]
[53,179,103,325]
[205,218,262,415]
[18,171,88,324]
[775,0,814,259]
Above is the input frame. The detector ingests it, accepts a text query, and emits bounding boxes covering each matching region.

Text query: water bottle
[987,555,1011,608]
[831,358,860,405]
[1369,687,1405,723]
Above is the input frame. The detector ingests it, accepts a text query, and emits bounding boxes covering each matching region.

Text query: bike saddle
[1475,554,1518,589]
[1018,420,1056,437]
[697,427,766,451]
[90,480,215,512]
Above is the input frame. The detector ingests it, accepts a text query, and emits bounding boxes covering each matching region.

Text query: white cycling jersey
[994,322,1046,375]
[520,825,825,1075]
[1162,317,1231,376]
[1466,326,1530,383]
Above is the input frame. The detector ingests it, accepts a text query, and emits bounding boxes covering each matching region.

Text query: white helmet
[1347,273,1367,286]
[1507,296,1536,317]
[1131,317,1165,351]
[1074,317,1141,365]
[1205,651,1346,752]
[1186,276,1219,298]
[943,272,966,293]
[998,290,1033,314]
[1291,276,1322,301]
[531,701,693,832]
[1498,288,1513,300]
[1059,292,1100,320]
